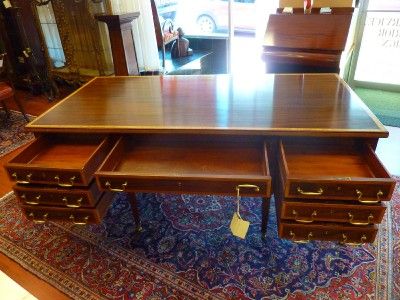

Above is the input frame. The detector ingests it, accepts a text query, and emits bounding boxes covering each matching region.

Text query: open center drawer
[279,138,395,203]
[96,135,271,197]
[6,134,113,187]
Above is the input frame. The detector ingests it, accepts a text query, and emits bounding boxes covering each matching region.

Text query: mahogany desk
[5,74,395,244]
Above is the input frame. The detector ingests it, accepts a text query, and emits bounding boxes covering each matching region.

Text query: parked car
[174,0,258,34]
[155,0,178,20]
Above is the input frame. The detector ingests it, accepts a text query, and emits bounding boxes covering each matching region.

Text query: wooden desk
[5,74,395,244]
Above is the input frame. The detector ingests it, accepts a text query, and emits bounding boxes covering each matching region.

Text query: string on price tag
[230,184,259,239]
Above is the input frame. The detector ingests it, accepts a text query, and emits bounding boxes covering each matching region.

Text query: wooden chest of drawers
[5,134,115,225]
[275,138,395,244]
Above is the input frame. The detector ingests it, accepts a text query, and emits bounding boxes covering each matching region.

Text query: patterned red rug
[0,177,398,299]
[0,110,34,157]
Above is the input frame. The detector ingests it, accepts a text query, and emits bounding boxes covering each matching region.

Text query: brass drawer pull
[356,189,381,204]
[54,175,76,187]
[21,194,41,205]
[28,212,48,224]
[348,213,374,226]
[341,234,367,246]
[296,187,323,196]
[289,231,313,243]
[69,215,89,225]
[292,210,317,223]
[235,184,260,193]
[12,172,32,184]
[62,197,83,208]
[105,181,128,192]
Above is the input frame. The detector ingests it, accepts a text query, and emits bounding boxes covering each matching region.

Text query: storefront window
[354,1,400,85]
[156,0,265,36]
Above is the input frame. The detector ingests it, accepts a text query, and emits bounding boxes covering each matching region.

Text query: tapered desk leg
[128,193,142,232]
[261,197,270,238]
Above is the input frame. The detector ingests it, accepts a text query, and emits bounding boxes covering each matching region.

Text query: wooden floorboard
[0,252,70,300]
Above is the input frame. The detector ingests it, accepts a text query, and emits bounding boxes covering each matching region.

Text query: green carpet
[354,88,400,127]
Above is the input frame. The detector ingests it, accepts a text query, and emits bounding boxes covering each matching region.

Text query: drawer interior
[99,135,269,178]
[280,139,390,179]
[9,134,107,169]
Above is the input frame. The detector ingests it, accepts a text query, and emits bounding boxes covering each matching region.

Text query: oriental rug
[0,177,398,300]
[0,110,34,157]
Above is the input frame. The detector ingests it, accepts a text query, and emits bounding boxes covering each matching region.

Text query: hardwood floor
[0,88,399,299]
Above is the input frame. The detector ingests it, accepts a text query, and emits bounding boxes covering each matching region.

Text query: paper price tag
[3,0,12,8]
[230,212,249,239]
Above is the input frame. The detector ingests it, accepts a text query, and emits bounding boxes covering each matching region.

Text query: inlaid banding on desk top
[27,74,386,136]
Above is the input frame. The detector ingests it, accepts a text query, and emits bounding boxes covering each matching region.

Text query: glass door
[349,0,400,91]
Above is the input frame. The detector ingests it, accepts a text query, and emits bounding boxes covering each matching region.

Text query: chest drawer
[279,138,395,203]
[96,135,271,197]
[21,192,114,224]
[280,199,386,225]
[6,134,113,187]
[14,180,102,208]
[279,221,378,244]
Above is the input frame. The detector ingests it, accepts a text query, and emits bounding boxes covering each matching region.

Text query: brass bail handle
[69,215,89,225]
[62,197,83,208]
[235,184,260,219]
[105,181,128,192]
[292,210,317,223]
[356,189,382,204]
[21,194,41,205]
[290,231,313,244]
[348,212,374,226]
[55,175,76,187]
[28,212,48,224]
[341,234,367,246]
[297,187,323,196]
[12,172,32,184]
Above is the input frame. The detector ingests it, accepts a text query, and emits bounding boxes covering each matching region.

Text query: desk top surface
[27,74,387,137]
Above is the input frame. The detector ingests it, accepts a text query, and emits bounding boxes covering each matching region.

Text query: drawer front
[280,200,386,225]
[21,192,114,224]
[285,179,394,202]
[279,139,396,202]
[14,181,102,208]
[279,222,378,244]
[6,135,114,187]
[96,176,271,197]
[9,168,85,187]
